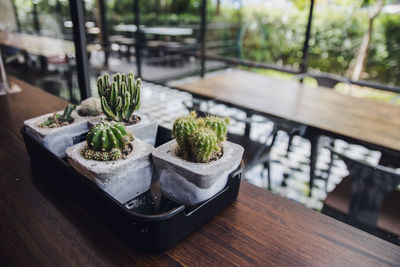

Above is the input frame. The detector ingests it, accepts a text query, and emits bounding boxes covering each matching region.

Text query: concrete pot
[152,140,244,207]
[90,111,158,146]
[24,111,89,158]
[66,138,154,204]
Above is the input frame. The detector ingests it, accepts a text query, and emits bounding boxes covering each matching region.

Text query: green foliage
[367,14,400,86]
[241,6,307,68]
[40,104,76,128]
[97,72,141,122]
[82,121,134,161]
[172,112,229,163]
[239,2,400,86]
[307,7,367,75]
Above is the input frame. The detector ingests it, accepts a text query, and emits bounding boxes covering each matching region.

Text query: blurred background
[1,0,399,103]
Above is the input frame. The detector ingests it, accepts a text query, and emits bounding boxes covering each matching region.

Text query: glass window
[1,0,81,102]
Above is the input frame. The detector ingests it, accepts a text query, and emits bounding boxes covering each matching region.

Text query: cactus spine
[190,127,219,163]
[40,104,76,128]
[97,72,141,122]
[82,121,134,161]
[204,116,230,142]
[172,112,230,163]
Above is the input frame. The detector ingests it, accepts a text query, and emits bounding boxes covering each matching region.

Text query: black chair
[183,72,353,194]
[322,150,400,245]
[268,72,353,195]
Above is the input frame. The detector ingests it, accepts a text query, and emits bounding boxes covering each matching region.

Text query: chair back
[332,150,400,228]
[295,72,352,90]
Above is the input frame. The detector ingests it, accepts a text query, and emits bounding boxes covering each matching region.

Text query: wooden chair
[322,150,400,245]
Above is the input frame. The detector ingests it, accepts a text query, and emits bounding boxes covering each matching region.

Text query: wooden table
[175,69,400,193]
[176,69,400,152]
[0,31,97,58]
[1,77,399,266]
[113,25,193,36]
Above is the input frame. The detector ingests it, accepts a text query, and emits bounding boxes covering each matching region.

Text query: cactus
[189,127,219,163]
[97,72,141,122]
[40,104,76,128]
[172,111,229,163]
[172,111,197,160]
[81,120,134,161]
[204,116,230,142]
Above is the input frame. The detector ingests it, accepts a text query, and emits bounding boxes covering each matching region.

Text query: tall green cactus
[40,104,76,128]
[204,116,230,142]
[172,111,197,160]
[190,127,219,163]
[172,112,230,163]
[82,121,134,161]
[97,72,141,122]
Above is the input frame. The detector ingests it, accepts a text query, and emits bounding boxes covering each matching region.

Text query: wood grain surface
[176,69,400,152]
[0,31,97,57]
[0,76,399,266]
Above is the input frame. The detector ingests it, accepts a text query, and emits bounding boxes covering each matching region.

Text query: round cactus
[189,127,219,163]
[82,121,134,161]
[204,116,230,142]
[172,111,197,159]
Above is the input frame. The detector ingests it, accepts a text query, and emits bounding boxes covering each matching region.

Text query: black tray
[21,125,243,252]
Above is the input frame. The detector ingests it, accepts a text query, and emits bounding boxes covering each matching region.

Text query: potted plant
[66,120,154,204]
[72,96,103,123]
[92,72,158,146]
[152,112,244,207]
[24,104,89,157]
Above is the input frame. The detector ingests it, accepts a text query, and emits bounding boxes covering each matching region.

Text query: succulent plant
[40,104,76,128]
[172,112,230,163]
[204,116,230,142]
[172,111,197,160]
[78,97,102,116]
[97,72,141,122]
[190,127,219,163]
[81,120,134,161]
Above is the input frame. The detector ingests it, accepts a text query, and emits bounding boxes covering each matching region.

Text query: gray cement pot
[90,111,158,146]
[152,140,244,207]
[66,139,154,204]
[24,111,89,158]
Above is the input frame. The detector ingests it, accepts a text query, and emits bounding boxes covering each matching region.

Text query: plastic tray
[21,125,243,252]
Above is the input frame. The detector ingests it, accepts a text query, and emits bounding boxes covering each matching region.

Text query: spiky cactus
[172,111,197,160]
[40,104,76,128]
[97,72,141,122]
[172,112,230,163]
[81,121,134,161]
[190,127,219,163]
[204,116,230,142]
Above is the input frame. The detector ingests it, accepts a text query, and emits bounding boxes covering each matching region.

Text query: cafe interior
[1,0,399,265]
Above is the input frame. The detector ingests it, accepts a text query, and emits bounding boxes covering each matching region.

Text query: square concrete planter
[24,111,89,158]
[66,138,154,204]
[152,140,244,207]
[90,111,158,146]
